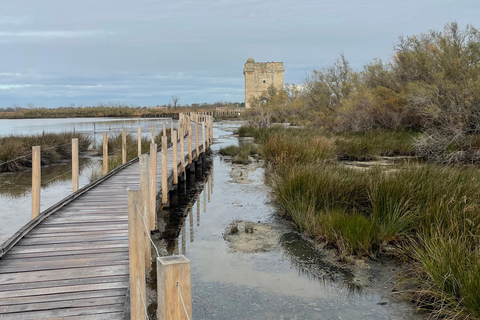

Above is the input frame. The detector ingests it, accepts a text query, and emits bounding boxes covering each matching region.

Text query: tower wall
[243,59,284,109]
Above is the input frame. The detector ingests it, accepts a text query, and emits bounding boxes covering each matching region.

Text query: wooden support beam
[151,123,155,143]
[31,146,41,219]
[139,154,151,268]
[149,143,157,231]
[173,130,178,184]
[127,188,147,320]
[138,125,142,157]
[122,128,127,164]
[202,122,206,153]
[157,255,192,320]
[163,122,167,137]
[103,132,108,174]
[195,122,199,158]
[188,123,192,164]
[72,138,79,192]
[162,136,168,204]
[180,125,185,173]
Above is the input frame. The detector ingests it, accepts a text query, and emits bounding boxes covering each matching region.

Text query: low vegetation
[242,124,480,319]
[219,142,258,164]
[0,132,91,172]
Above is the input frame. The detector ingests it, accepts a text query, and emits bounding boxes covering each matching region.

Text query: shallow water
[153,122,421,320]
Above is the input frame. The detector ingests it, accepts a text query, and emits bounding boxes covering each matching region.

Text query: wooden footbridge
[0,113,213,320]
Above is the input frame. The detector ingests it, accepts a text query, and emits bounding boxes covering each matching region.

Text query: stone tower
[243,58,284,109]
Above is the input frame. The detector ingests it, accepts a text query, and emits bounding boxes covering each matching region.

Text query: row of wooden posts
[28,112,213,320]
[30,112,214,220]
[127,112,214,320]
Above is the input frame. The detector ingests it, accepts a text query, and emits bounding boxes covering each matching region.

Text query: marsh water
[0,117,171,244]
[150,122,422,320]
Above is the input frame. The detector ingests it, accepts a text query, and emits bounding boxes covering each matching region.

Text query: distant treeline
[0,101,245,119]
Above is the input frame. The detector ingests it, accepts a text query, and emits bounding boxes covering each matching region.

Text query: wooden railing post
[72,138,79,192]
[195,121,199,158]
[127,188,146,320]
[31,146,41,219]
[157,256,192,320]
[103,132,108,174]
[139,154,151,268]
[149,143,157,231]
[180,126,185,173]
[163,123,167,137]
[173,130,178,184]
[202,122,206,153]
[162,136,168,204]
[138,125,142,157]
[188,123,192,165]
[151,123,155,143]
[122,128,127,164]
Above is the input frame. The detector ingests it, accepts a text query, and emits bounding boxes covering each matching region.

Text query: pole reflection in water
[181,218,186,254]
[173,238,179,255]
[208,176,211,203]
[203,183,207,213]
[197,196,200,227]
[189,206,194,242]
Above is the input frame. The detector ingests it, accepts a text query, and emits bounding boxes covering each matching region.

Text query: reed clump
[219,142,258,164]
[250,125,480,319]
[0,132,91,172]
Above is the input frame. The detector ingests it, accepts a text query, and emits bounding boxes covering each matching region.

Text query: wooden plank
[0,275,128,293]
[1,296,125,313]
[9,242,129,254]
[0,289,124,306]
[3,247,129,260]
[0,257,128,274]
[0,304,125,319]
[19,234,128,246]
[0,265,128,285]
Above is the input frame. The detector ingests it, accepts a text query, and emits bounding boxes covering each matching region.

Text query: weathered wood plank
[0,289,124,306]
[0,265,128,285]
[0,304,125,319]
[0,275,128,293]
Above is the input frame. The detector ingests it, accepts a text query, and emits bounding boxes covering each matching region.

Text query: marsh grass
[0,132,92,172]
[262,127,480,318]
[239,125,416,161]
[219,142,258,164]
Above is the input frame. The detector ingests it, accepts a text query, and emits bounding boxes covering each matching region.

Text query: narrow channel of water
[151,122,421,320]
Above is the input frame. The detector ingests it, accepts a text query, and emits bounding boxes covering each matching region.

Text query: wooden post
[195,122,199,158]
[162,136,168,204]
[149,143,157,231]
[122,128,127,164]
[180,126,185,173]
[163,123,166,137]
[173,130,178,184]
[138,125,142,157]
[171,120,174,137]
[157,256,192,320]
[202,122,206,153]
[139,154,151,268]
[31,146,41,219]
[188,124,192,164]
[72,138,79,192]
[103,132,108,174]
[151,123,155,143]
[127,188,147,320]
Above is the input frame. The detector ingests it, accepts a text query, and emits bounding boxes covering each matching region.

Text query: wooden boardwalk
[0,121,208,319]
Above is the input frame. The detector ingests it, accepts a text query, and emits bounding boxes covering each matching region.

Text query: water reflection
[0,157,96,198]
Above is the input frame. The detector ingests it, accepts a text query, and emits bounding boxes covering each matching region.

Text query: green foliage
[219,142,258,164]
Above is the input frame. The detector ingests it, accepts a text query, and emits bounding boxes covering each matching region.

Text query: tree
[171,96,180,109]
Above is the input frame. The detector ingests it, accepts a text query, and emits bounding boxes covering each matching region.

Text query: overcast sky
[0,0,478,108]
